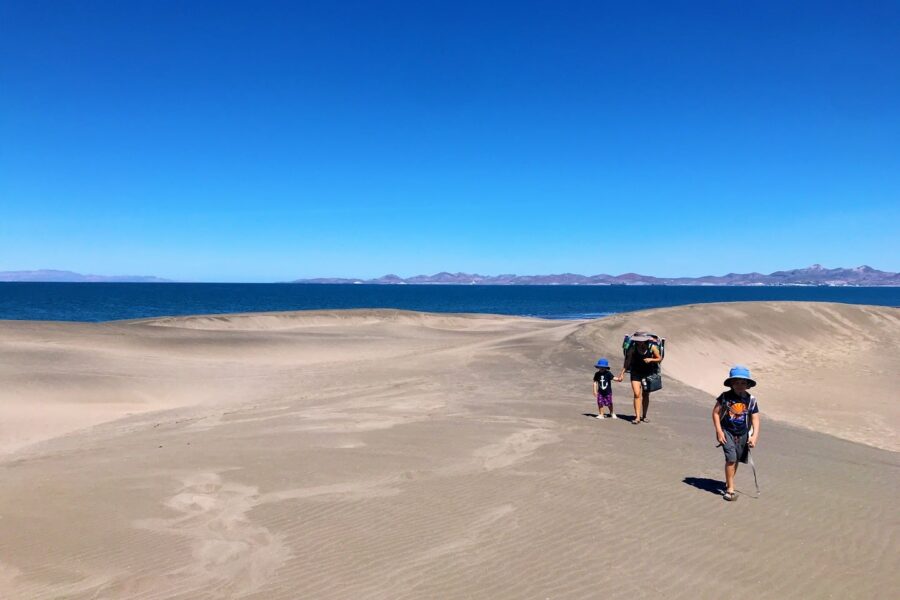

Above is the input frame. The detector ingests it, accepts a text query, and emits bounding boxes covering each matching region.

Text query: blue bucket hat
[595,358,610,368]
[724,365,756,388]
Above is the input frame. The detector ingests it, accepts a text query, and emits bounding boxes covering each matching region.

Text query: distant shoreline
[2,264,898,286]
[0,281,900,290]
[1,281,899,288]
[286,282,900,288]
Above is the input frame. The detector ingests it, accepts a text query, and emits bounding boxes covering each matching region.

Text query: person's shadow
[582,413,639,422]
[683,477,724,495]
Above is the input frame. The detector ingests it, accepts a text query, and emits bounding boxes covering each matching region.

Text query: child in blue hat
[592,358,617,419]
[712,365,761,501]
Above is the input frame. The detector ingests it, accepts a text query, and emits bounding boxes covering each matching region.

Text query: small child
[592,358,617,419]
[712,365,761,502]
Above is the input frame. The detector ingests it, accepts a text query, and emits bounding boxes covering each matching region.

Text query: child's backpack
[622,332,665,361]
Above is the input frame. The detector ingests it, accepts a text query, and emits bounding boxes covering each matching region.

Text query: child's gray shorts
[722,430,750,464]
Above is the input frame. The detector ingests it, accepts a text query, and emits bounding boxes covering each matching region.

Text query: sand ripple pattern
[0,305,897,599]
[128,472,291,600]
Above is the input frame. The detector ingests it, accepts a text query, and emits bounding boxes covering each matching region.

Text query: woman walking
[615,333,662,424]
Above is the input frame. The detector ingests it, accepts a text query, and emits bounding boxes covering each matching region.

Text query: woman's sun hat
[724,365,757,388]
[595,358,610,368]
[629,332,654,342]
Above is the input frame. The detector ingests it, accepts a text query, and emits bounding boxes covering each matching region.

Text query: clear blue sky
[2,1,898,282]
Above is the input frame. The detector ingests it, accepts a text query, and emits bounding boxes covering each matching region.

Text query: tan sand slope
[571,301,900,451]
[0,303,897,599]
[0,311,547,455]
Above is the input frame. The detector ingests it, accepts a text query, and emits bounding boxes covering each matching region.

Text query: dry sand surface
[0,302,897,599]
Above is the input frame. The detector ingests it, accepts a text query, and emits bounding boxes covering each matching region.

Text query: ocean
[0,282,898,322]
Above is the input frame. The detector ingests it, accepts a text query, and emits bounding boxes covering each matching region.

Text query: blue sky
[2,1,898,282]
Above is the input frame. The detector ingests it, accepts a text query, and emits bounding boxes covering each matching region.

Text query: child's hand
[613,376,622,382]
[716,431,726,445]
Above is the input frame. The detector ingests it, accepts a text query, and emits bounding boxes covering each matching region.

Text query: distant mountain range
[2,265,897,286]
[0,270,171,283]
[294,265,900,287]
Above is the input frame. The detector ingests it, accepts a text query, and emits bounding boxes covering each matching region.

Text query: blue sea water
[0,283,897,322]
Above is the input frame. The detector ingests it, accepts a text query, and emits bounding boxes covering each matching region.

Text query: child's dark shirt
[593,369,614,396]
[716,390,759,435]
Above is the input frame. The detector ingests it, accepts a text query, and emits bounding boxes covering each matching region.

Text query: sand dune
[0,311,547,455]
[572,301,900,451]
[0,302,897,599]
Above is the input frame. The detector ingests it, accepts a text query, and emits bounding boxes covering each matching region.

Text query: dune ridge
[0,302,897,599]
[571,301,900,451]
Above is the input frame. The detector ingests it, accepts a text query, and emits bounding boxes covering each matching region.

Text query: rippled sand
[0,302,897,599]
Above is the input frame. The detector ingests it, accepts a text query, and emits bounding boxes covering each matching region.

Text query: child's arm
[749,413,760,447]
[592,381,599,397]
[712,403,726,444]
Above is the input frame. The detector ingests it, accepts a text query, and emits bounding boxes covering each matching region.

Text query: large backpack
[622,332,665,361]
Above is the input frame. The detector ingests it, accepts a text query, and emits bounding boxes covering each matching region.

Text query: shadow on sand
[683,476,724,496]
[582,413,638,422]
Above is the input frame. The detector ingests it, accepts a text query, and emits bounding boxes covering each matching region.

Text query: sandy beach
[0,301,897,599]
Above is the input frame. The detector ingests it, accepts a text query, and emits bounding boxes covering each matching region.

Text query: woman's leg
[631,380,643,422]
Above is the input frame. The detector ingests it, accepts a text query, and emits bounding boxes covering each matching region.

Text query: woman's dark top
[625,344,659,379]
